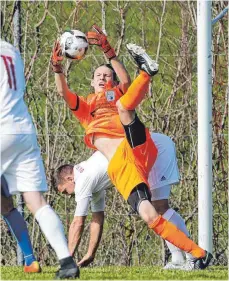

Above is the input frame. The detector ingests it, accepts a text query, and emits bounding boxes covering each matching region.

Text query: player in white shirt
[0,38,79,279]
[56,151,112,267]
[56,133,192,269]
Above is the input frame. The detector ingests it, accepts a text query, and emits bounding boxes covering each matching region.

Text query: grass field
[1,266,228,280]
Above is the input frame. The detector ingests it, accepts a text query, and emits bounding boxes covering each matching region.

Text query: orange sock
[149,216,205,258]
[119,71,150,110]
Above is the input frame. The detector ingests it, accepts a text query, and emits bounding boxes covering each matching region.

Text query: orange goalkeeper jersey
[71,85,125,149]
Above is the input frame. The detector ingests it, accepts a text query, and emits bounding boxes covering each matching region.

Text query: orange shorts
[107,129,158,200]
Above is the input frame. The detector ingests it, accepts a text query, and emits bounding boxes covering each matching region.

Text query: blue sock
[3,208,36,266]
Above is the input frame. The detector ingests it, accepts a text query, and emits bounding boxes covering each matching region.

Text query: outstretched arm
[51,41,90,123]
[77,211,104,267]
[54,73,79,109]
[87,24,131,93]
[110,57,131,94]
[68,216,86,256]
[51,41,79,108]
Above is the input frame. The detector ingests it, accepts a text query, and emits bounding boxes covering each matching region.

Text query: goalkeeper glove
[51,41,64,73]
[86,24,116,60]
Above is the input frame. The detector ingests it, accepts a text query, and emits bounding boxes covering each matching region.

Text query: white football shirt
[74,151,112,216]
[0,39,35,134]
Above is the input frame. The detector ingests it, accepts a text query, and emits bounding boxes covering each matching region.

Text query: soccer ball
[60,30,88,60]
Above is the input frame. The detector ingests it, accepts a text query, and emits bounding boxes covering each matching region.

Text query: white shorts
[149,133,180,200]
[0,134,48,194]
[151,184,171,201]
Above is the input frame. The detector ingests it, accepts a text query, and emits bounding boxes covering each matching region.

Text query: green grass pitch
[1,265,228,280]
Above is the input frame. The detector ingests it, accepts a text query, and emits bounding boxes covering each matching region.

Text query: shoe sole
[24,270,41,273]
[56,274,80,279]
[24,262,41,273]
[126,43,145,55]
[56,269,80,279]
[126,43,159,73]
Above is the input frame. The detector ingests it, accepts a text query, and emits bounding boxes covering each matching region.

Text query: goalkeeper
[52,24,212,270]
[56,133,193,270]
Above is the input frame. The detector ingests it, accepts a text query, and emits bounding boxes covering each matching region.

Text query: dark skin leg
[151,199,169,215]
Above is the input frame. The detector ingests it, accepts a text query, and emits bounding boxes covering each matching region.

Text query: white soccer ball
[60,30,88,60]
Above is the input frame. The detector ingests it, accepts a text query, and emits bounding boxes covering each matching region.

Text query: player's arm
[51,41,79,108]
[77,188,105,267]
[69,196,91,256]
[87,24,131,93]
[51,41,90,120]
[68,215,86,256]
[110,57,131,94]
[77,211,104,267]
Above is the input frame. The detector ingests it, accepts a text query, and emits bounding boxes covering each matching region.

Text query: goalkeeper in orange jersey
[51,24,213,270]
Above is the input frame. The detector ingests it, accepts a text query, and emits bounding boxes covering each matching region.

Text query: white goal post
[197,0,213,253]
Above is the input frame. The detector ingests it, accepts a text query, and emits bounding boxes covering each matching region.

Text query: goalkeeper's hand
[86,24,116,60]
[51,41,64,73]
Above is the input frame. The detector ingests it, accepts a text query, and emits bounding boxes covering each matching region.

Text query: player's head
[56,164,75,194]
[91,64,118,93]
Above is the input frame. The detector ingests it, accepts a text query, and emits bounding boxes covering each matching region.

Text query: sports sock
[148,215,205,258]
[119,71,150,110]
[163,208,188,263]
[3,208,36,266]
[35,205,70,260]
[164,209,193,261]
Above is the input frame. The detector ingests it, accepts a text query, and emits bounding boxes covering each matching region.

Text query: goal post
[197,0,213,253]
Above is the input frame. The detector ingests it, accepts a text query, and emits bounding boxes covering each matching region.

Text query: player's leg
[162,206,193,268]
[2,134,79,279]
[112,46,212,269]
[116,44,158,146]
[152,193,187,268]
[127,186,212,269]
[109,124,212,269]
[126,43,159,76]
[149,133,193,268]
[22,191,79,277]
[116,43,158,120]
[153,195,207,271]
[1,176,40,273]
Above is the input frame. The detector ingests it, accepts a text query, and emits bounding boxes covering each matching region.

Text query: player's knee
[116,100,135,125]
[116,100,129,119]
[127,183,151,214]
[116,99,127,112]
[23,191,47,215]
[123,115,146,148]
